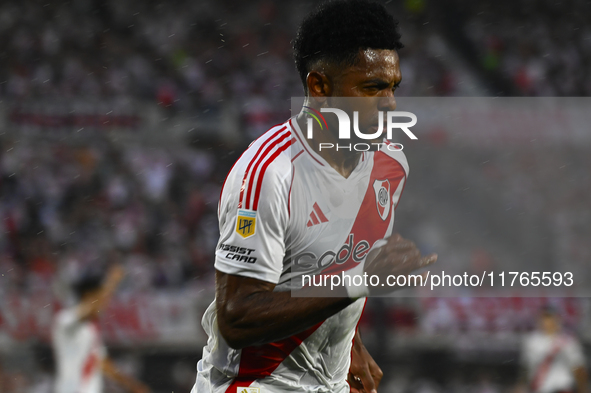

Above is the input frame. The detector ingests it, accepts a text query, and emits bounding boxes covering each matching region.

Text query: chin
[367,138,385,145]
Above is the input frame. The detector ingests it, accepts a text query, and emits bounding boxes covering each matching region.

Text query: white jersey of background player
[194,116,409,393]
[520,308,588,393]
[53,307,107,393]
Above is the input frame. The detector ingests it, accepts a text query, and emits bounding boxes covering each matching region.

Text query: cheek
[357,104,379,123]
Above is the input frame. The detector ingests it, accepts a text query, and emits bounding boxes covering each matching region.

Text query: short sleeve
[215,154,290,284]
[57,308,80,328]
[565,337,586,368]
[53,307,82,337]
[520,335,533,369]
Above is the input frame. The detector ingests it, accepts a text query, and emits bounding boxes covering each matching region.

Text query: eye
[363,83,389,94]
[364,85,380,93]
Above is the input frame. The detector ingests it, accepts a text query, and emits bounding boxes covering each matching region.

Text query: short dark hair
[293,0,404,92]
[72,274,103,300]
[540,304,560,318]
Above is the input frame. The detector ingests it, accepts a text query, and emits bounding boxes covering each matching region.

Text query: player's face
[540,313,560,334]
[329,49,401,144]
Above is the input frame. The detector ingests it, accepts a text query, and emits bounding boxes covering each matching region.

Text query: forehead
[339,49,401,81]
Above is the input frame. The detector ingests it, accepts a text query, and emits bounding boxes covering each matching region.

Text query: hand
[348,335,383,393]
[364,234,436,290]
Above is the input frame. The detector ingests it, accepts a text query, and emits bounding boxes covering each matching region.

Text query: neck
[295,102,362,178]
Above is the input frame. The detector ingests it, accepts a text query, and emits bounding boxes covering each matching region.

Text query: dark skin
[217,49,436,393]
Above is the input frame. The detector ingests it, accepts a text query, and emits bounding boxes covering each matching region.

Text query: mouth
[368,122,387,133]
[361,127,385,144]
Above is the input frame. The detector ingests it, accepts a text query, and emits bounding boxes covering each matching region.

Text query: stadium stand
[0,0,589,392]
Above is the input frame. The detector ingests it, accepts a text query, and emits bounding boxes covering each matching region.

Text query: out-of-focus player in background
[193,1,437,393]
[52,265,150,393]
[518,307,588,393]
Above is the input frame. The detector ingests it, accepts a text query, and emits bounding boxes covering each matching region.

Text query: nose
[378,93,396,112]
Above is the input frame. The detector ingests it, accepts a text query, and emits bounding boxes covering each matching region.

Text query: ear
[306,71,331,103]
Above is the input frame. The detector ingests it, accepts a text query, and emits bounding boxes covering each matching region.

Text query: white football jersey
[193,117,409,393]
[522,332,585,393]
[52,308,106,393]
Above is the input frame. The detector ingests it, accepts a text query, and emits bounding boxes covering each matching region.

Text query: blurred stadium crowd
[0,0,465,306]
[461,0,591,96]
[0,0,590,392]
[2,0,590,106]
[0,0,455,117]
[0,138,224,294]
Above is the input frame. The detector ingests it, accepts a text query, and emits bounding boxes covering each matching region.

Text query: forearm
[102,359,146,393]
[95,272,122,307]
[349,327,383,393]
[220,291,353,347]
[217,271,354,348]
[77,283,117,320]
[77,266,124,320]
[353,329,364,350]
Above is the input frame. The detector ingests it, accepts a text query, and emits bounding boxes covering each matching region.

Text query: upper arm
[215,154,291,284]
[519,337,531,367]
[55,308,82,334]
[214,151,291,336]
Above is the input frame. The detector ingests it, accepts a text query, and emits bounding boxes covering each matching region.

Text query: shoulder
[525,331,544,341]
[521,332,538,354]
[523,331,538,343]
[367,142,409,183]
[53,307,81,331]
[221,121,293,213]
[562,333,582,348]
[240,121,293,172]
[373,142,409,177]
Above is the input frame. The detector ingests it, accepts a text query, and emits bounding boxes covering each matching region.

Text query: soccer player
[518,307,588,393]
[193,1,437,392]
[52,265,150,393]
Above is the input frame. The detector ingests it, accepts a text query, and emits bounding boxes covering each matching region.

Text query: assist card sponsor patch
[236,209,257,238]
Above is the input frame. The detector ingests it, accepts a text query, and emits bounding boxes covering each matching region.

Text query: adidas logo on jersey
[306,203,328,227]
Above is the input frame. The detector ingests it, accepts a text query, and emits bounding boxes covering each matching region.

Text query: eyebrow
[363,78,402,87]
